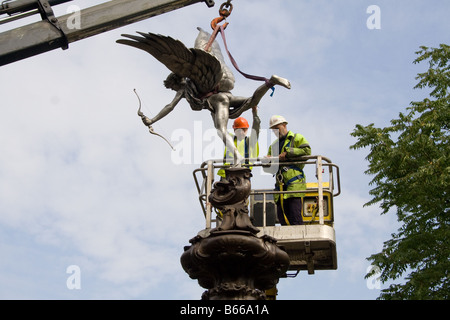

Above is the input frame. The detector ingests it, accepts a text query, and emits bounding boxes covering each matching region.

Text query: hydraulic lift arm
[0,0,215,66]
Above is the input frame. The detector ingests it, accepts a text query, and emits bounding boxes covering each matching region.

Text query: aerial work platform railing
[192,155,341,275]
[193,155,340,228]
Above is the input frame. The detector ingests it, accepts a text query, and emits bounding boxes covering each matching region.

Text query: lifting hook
[205,1,233,51]
[210,1,233,31]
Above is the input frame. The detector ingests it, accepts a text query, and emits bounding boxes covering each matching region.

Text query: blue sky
[0,0,449,300]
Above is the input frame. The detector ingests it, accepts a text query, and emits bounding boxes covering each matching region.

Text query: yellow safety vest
[218,135,259,178]
[267,131,311,202]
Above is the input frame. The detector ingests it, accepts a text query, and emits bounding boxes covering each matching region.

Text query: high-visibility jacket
[266,131,311,202]
[218,115,260,178]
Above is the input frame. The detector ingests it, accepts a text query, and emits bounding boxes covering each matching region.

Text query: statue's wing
[117,32,222,95]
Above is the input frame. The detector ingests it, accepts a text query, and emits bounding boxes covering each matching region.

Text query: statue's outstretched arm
[142,89,184,126]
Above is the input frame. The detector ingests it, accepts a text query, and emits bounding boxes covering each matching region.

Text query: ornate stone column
[181,167,290,300]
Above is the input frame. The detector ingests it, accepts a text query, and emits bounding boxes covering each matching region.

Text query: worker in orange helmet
[218,106,260,178]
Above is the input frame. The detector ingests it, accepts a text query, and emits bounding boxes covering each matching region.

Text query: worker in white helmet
[264,115,311,225]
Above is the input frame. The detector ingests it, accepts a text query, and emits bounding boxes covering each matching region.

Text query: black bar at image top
[0,0,73,15]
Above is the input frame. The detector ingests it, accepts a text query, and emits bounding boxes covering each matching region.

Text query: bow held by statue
[134,89,176,151]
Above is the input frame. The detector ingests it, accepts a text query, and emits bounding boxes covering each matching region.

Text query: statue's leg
[210,93,243,165]
[269,75,291,89]
[247,75,291,108]
[228,75,292,119]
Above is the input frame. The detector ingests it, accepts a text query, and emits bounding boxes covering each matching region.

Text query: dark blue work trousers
[276,197,304,225]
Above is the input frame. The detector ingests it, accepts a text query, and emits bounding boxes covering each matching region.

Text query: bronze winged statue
[117,27,291,164]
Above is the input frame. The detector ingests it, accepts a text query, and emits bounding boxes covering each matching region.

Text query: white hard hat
[269,115,288,128]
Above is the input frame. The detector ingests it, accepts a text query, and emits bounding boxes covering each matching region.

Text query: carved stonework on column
[181,167,290,300]
[209,167,260,234]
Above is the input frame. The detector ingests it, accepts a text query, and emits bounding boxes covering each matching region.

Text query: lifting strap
[204,5,275,96]
[218,25,274,93]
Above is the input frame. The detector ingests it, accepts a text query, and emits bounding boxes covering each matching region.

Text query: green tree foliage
[350,44,450,299]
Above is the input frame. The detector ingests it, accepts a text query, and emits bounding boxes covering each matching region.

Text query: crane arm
[0,0,215,66]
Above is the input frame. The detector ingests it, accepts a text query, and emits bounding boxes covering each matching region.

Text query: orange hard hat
[233,117,249,129]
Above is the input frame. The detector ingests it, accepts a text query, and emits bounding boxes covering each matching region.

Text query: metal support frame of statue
[116,1,291,165]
